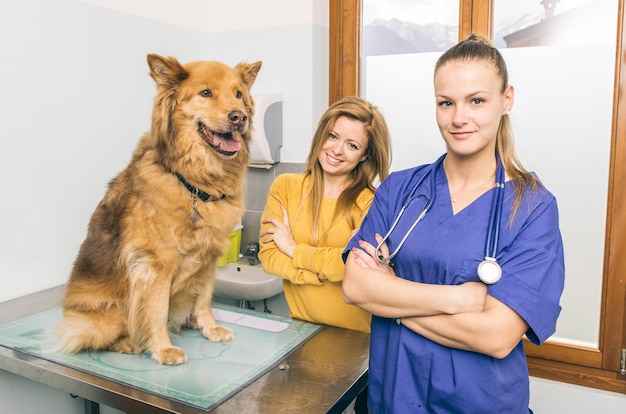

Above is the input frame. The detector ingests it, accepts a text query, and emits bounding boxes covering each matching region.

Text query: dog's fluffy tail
[57,308,127,353]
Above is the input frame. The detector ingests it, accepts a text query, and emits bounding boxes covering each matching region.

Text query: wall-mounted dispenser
[249,93,283,168]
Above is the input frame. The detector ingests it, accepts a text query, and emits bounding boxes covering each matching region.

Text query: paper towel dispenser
[249,93,283,166]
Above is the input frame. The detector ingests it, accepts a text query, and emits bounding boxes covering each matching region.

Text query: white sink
[214,262,283,301]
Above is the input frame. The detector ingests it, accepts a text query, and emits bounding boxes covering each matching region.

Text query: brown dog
[57,54,262,365]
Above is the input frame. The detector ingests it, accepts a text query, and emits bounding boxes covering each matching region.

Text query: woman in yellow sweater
[258,96,391,333]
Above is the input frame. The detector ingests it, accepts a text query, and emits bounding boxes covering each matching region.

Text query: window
[329,0,626,394]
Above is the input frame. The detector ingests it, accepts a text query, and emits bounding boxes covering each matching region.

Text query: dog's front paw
[204,325,234,342]
[152,346,188,365]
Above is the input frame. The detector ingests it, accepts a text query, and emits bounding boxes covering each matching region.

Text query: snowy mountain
[363,13,544,55]
[363,18,456,56]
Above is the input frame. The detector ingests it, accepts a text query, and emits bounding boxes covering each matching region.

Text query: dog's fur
[58,54,262,365]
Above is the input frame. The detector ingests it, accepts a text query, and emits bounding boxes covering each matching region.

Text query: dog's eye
[236,90,242,99]
[200,89,212,98]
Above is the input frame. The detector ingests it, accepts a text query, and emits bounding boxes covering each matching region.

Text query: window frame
[329,0,626,394]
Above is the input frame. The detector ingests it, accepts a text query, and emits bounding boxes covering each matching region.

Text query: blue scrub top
[343,157,565,413]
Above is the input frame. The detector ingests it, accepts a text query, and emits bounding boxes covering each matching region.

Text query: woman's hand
[350,233,396,276]
[260,204,297,258]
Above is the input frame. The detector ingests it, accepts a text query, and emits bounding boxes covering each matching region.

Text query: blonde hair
[300,96,392,243]
[435,33,539,219]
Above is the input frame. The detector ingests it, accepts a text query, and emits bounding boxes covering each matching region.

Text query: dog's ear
[234,61,262,89]
[147,54,189,89]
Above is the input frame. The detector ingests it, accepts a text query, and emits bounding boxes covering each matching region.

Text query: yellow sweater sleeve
[292,243,347,283]
[258,173,373,285]
[258,174,323,285]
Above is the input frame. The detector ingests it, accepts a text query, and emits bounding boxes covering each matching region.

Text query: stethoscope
[375,154,505,284]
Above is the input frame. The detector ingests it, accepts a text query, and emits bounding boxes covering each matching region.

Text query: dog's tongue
[214,134,241,152]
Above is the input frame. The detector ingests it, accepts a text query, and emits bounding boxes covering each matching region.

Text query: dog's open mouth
[198,122,241,156]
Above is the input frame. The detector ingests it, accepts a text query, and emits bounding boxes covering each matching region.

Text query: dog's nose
[228,111,248,130]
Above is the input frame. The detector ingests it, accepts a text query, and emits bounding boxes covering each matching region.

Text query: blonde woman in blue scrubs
[342,34,565,413]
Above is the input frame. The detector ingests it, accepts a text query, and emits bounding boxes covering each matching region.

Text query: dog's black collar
[176,173,226,202]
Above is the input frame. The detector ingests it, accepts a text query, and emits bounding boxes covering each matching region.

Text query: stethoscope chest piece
[477,257,502,284]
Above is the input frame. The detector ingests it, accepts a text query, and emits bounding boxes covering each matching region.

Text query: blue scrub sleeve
[489,193,565,345]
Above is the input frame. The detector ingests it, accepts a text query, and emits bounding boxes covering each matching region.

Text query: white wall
[81,0,329,33]
[530,377,626,413]
[0,371,83,414]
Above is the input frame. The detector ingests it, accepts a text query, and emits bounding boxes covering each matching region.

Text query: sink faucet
[241,241,261,265]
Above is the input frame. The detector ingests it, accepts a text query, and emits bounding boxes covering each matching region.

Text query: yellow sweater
[258,173,373,333]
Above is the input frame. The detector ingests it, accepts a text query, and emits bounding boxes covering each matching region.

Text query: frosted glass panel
[362,0,619,346]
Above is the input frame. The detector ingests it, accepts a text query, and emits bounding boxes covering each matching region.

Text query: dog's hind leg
[107,336,137,354]
[169,291,196,332]
[58,306,127,353]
